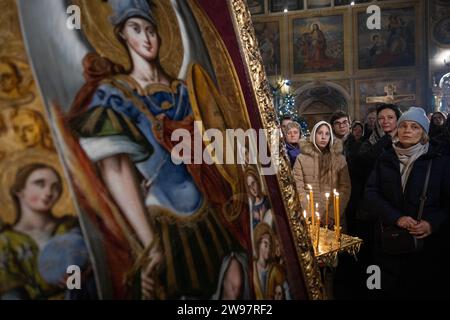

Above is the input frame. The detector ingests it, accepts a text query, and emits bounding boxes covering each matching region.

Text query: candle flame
[303,210,307,218]
[307,184,312,190]
[335,192,340,196]
[315,203,318,209]
[315,212,320,218]
[325,192,330,198]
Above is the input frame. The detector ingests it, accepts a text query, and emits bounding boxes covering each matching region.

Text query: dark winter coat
[431,127,450,156]
[355,134,393,221]
[365,145,450,298]
[344,134,364,233]
[358,134,393,181]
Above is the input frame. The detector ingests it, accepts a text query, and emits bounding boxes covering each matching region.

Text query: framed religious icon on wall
[354,1,422,71]
[355,77,420,121]
[429,0,450,48]
[253,17,287,77]
[334,0,350,6]
[435,0,450,5]
[248,0,266,15]
[270,0,303,13]
[16,0,323,300]
[432,16,450,47]
[289,10,349,79]
[306,0,331,10]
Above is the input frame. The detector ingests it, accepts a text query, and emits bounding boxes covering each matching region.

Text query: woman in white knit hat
[366,107,450,299]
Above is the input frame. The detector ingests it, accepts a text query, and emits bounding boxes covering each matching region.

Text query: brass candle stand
[310,226,363,267]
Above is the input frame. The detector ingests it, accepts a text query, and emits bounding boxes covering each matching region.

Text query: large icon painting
[14,0,320,299]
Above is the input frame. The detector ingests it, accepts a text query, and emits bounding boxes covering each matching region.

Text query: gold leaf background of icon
[72,0,184,79]
[0,0,75,223]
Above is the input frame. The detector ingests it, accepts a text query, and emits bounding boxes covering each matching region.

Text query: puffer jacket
[293,138,351,226]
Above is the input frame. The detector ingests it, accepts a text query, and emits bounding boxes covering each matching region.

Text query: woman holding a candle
[365,107,450,299]
[293,121,351,230]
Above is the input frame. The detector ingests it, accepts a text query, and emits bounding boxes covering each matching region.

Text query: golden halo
[74,0,183,79]
[0,56,36,107]
[0,150,75,224]
[310,21,323,31]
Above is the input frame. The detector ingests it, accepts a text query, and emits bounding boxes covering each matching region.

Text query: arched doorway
[295,84,348,130]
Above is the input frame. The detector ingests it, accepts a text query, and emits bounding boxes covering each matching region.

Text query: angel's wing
[17,0,216,108]
[17,0,91,112]
[17,0,114,299]
[17,0,218,299]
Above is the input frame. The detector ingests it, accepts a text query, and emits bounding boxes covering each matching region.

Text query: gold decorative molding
[229,0,325,300]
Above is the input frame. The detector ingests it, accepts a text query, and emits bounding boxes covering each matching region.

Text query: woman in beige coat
[293,121,351,229]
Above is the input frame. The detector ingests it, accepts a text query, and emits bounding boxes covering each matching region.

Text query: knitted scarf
[393,142,429,191]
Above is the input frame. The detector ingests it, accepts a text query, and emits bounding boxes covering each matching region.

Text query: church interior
[1,0,450,303]
[250,0,449,127]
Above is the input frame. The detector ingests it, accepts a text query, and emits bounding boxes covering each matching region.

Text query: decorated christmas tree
[274,89,310,137]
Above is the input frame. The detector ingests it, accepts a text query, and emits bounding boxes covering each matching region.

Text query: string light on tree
[271,79,310,137]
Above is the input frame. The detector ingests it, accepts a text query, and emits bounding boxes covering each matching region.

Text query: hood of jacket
[309,121,334,153]
[300,134,343,157]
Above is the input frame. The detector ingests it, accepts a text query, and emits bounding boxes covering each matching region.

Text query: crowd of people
[281,104,450,299]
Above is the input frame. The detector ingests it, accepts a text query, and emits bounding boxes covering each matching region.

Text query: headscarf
[351,121,364,135]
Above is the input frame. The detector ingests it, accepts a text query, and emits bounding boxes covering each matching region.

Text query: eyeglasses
[333,120,349,127]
